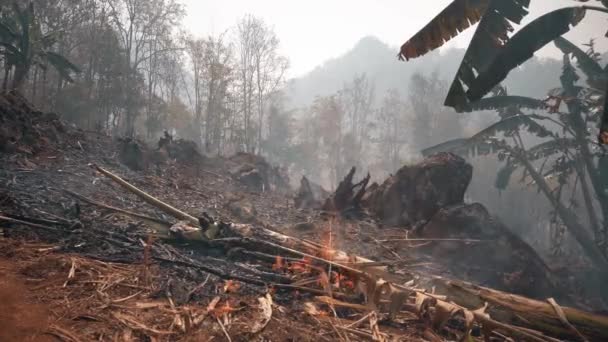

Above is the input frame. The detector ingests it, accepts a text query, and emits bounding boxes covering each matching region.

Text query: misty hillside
[287,36,563,109]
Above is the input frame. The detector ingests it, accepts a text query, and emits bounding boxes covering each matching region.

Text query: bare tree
[235,15,288,153]
[339,73,375,169]
[104,0,184,136]
[376,88,408,172]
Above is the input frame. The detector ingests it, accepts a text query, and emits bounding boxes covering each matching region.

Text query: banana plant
[400,0,608,142]
[0,2,80,92]
[420,46,608,270]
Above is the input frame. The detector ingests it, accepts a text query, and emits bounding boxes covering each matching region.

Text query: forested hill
[286,36,563,109]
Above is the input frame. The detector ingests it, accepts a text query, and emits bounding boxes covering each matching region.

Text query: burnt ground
[0,102,430,341]
[1,92,608,341]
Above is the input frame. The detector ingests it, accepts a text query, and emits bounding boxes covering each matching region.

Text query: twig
[377,238,485,243]
[547,298,589,342]
[0,214,58,232]
[46,324,84,342]
[201,169,224,178]
[188,274,211,300]
[345,312,374,329]
[64,190,171,227]
[214,237,365,276]
[216,316,233,342]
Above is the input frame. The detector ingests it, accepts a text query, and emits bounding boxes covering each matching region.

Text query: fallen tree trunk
[433,278,608,341]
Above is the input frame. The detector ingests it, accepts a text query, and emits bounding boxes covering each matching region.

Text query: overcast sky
[181,1,607,78]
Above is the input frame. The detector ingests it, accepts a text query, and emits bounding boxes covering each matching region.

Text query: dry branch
[0,214,58,232]
[64,190,171,228]
[92,164,199,226]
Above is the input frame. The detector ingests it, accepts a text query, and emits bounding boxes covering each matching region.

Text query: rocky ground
[2,92,608,341]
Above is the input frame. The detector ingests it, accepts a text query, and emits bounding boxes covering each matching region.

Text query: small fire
[212,301,236,318]
[288,257,312,274]
[223,280,240,293]
[272,256,284,271]
[317,271,330,289]
[317,309,330,317]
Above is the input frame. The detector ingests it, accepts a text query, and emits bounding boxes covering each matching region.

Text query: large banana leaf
[469,114,553,141]
[466,7,587,102]
[444,0,531,108]
[459,95,546,113]
[421,114,552,157]
[526,138,576,160]
[421,136,504,158]
[554,37,603,79]
[421,138,469,157]
[399,0,489,60]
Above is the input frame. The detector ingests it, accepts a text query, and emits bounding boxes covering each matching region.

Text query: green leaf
[420,137,502,158]
[470,114,553,141]
[495,163,517,190]
[466,7,587,102]
[444,0,532,108]
[554,36,603,80]
[526,138,576,160]
[421,138,470,157]
[459,95,546,113]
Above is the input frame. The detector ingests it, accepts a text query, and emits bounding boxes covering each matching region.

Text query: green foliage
[554,37,603,80]
[400,0,608,122]
[495,162,517,190]
[459,96,546,113]
[0,1,80,90]
[443,0,532,108]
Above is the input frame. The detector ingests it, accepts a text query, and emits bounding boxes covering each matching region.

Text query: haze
[183,0,607,77]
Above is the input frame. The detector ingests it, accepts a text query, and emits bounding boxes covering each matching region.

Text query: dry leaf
[251,294,273,334]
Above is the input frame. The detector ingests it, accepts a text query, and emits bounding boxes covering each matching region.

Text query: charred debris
[2,92,608,341]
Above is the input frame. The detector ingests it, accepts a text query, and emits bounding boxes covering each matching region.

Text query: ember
[222,280,241,293]
[272,255,284,271]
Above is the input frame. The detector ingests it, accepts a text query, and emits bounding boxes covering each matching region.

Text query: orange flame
[289,257,312,274]
[212,301,236,318]
[272,256,284,271]
[317,271,330,290]
[223,280,240,293]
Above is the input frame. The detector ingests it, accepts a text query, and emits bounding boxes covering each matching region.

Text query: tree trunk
[514,148,608,271]
[2,63,10,92]
[12,64,28,92]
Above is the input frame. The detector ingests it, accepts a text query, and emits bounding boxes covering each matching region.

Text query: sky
[181,0,608,78]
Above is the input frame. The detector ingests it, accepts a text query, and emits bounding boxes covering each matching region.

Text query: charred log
[323,167,371,216]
